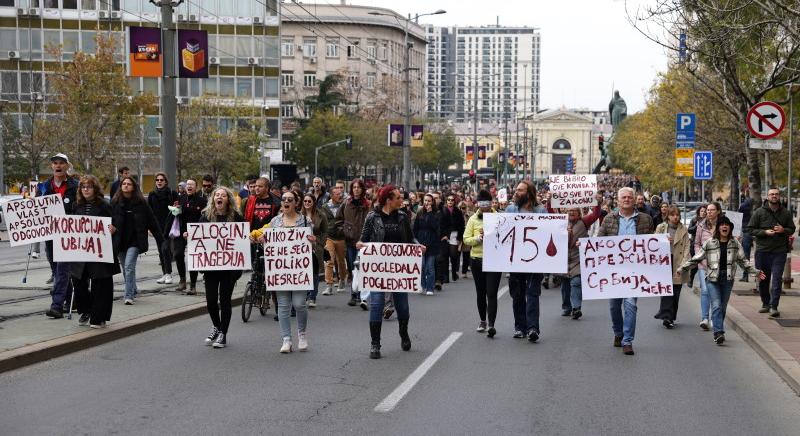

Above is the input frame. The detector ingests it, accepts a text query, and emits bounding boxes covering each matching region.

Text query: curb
[0,296,243,374]
[692,288,800,396]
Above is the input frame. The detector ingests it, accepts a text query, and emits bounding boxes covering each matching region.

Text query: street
[2,276,799,435]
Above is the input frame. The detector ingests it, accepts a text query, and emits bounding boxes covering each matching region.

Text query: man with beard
[39,154,79,318]
[334,179,370,306]
[504,181,547,342]
[321,185,347,294]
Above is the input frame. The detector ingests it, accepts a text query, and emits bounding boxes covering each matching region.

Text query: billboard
[410,125,424,148]
[387,124,423,147]
[178,29,209,78]
[128,26,162,78]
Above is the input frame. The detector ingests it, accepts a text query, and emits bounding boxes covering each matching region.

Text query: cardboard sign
[724,211,744,238]
[1,195,65,246]
[580,234,673,300]
[52,216,114,263]
[186,222,251,271]
[549,174,598,208]
[482,213,568,273]
[359,243,424,293]
[262,227,313,290]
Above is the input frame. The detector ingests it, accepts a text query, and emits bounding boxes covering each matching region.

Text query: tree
[303,74,345,114]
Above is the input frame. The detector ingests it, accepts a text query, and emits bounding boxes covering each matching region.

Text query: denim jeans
[277,291,307,340]
[346,244,359,294]
[369,292,409,323]
[421,253,436,292]
[49,261,73,312]
[755,250,788,309]
[706,280,733,334]
[741,233,753,263]
[609,297,638,345]
[119,246,139,300]
[698,268,710,321]
[307,256,320,301]
[568,276,582,310]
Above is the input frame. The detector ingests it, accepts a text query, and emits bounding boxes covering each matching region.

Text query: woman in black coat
[147,172,178,285]
[112,176,163,305]
[71,175,120,328]
[438,194,465,284]
[162,178,206,294]
[413,194,440,295]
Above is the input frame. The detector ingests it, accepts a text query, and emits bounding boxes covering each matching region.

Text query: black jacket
[69,199,121,279]
[112,198,164,254]
[413,210,440,255]
[37,176,79,214]
[163,193,206,239]
[147,186,178,229]
[360,208,414,244]
[439,207,465,241]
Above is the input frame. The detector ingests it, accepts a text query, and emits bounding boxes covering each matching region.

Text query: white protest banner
[262,227,313,290]
[186,222,251,271]
[482,213,568,273]
[52,215,114,263]
[724,211,744,238]
[1,194,66,246]
[549,174,598,208]
[580,234,673,300]
[29,181,38,197]
[359,243,424,293]
[497,188,508,202]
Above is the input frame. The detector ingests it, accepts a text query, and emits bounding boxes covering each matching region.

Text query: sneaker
[613,336,623,347]
[425,291,434,296]
[347,296,358,306]
[434,282,442,291]
[476,321,487,333]
[700,319,710,331]
[527,329,539,343]
[663,319,675,329]
[513,330,524,338]
[758,306,770,313]
[561,309,572,316]
[156,274,167,284]
[307,299,317,308]
[163,275,173,284]
[622,344,635,355]
[78,314,90,326]
[298,332,308,351]
[452,272,459,282]
[31,251,40,259]
[186,286,197,296]
[713,332,725,345]
[212,333,226,348]
[337,281,347,293]
[381,304,392,317]
[322,284,333,296]
[204,327,220,346]
[46,275,54,285]
[90,322,106,329]
[124,299,134,305]
[280,337,293,354]
[769,308,781,318]
[45,309,63,319]
[571,309,583,320]
[487,326,496,338]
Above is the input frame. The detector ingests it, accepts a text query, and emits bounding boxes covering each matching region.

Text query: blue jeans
[741,233,753,263]
[568,276,582,310]
[755,250,788,309]
[421,253,436,292]
[50,261,73,312]
[119,246,139,300]
[698,268,710,321]
[609,297,637,345]
[277,291,307,339]
[706,280,733,334]
[346,244,359,294]
[369,292,409,322]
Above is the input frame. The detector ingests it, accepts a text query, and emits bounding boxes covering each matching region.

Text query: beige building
[278,3,426,163]
[452,122,504,171]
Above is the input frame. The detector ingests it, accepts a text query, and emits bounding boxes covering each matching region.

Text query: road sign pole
[701,180,705,202]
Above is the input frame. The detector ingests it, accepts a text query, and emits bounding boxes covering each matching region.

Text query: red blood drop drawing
[546,234,557,257]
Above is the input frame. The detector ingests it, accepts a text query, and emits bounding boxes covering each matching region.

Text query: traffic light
[345,134,353,150]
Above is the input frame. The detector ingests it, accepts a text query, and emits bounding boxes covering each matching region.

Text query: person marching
[321,185,348,295]
[111,176,163,305]
[301,193,328,308]
[413,194,441,296]
[334,179,370,306]
[678,216,764,345]
[560,195,602,320]
[196,187,245,349]
[70,175,120,328]
[171,179,206,295]
[695,202,721,331]
[437,194,465,285]
[463,190,502,337]
[240,177,281,315]
[357,185,422,359]
[597,187,654,356]
[252,190,316,353]
[148,172,178,285]
[653,205,690,329]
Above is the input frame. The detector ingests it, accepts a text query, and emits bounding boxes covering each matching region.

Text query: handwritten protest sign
[359,243,424,293]
[580,234,673,300]
[186,222,251,271]
[724,211,744,238]
[549,174,598,208]
[1,195,65,246]
[52,215,114,263]
[262,227,313,290]
[482,213,568,273]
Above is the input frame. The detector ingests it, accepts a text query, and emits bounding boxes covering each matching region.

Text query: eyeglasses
[202,184,212,188]
[155,178,166,182]
[303,200,313,204]
[447,198,454,202]
[281,197,295,202]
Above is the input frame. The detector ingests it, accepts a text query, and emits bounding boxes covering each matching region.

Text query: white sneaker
[163,274,173,284]
[321,284,333,296]
[156,274,166,284]
[338,280,347,292]
[31,251,40,259]
[298,332,308,351]
[700,319,710,331]
[426,291,434,296]
[280,337,293,354]
[307,299,317,308]
[124,299,134,305]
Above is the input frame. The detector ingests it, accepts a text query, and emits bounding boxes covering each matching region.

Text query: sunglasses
[303,200,313,203]
[155,178,166,182]
[282,197,295,202]
[202,184,212,188]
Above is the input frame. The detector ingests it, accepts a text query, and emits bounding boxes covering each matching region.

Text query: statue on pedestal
[608,90,627,132]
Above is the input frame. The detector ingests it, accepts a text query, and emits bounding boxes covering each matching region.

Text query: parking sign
[676,113,696,148]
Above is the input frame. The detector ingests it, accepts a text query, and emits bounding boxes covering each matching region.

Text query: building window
[303,73,316,88]
[281,72,293,88]
[281,37,294,57]
[348,74,359,88]
[346,40,358,58]
[366,41,377,59]
[281,104,294,118]
[326,39,339,58]
[282,140,292,155]
[302,38,316,57]
[366,73,375,89]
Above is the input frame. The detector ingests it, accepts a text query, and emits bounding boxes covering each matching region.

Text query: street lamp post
[370,9,446,191]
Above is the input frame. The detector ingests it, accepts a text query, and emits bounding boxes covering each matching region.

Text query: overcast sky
[339,0,668,113]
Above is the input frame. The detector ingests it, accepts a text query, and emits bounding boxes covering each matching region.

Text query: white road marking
[498,285,509,299]
[374,331,463,413]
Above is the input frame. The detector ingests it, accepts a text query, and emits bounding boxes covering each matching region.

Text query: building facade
[426,24,541,123]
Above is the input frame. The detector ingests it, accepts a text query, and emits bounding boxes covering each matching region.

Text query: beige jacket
[655,222,690,284]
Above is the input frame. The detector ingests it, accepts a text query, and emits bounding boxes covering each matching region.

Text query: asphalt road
[2,275,800,435]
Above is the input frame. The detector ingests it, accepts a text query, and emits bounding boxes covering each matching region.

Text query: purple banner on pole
[388,124,404,147]
[177,30,209,78]
[128,26,162,78]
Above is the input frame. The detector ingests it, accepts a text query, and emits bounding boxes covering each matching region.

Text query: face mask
[168,205,182,216]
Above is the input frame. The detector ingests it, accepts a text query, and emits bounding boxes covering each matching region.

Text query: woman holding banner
[301,193,328,308]
[653,206,690,329]
[254,190,316,353]
[70,175,120,328]
[195,187,244,349]
[111,177,163,305]
[463,190,502,337]
[357,185,421,359]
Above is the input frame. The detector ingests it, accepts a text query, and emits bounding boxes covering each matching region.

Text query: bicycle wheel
[258,288,268,316]
[241,282,254,322]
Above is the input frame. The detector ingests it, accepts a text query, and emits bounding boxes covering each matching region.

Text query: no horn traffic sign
[747,101,786,140]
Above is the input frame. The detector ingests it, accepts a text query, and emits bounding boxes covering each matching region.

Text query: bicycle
[242,249,270,322]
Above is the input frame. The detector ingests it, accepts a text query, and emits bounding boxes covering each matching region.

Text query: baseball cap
[50,153,70,164]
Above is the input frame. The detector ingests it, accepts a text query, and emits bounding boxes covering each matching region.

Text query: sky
[337,0,668,113]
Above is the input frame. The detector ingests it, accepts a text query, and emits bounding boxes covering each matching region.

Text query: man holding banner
[595,187,654,356]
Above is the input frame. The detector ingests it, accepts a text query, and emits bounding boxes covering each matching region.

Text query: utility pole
[153,0,181,186]
[522,64,528,180]
[403,18,412,191]
[0,100,5,195]
[472,75,479,174]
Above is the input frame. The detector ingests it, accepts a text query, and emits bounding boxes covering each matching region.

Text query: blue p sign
[676,113,696,148]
